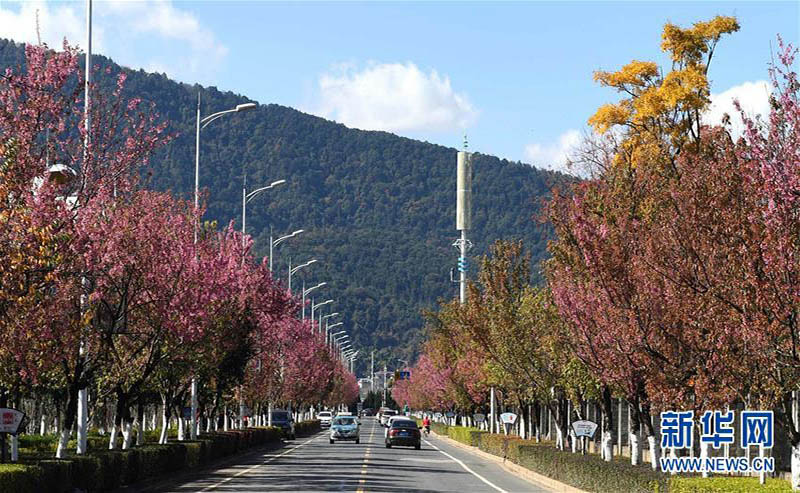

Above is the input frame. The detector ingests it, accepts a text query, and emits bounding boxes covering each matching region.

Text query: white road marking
[355,423,376,493]
[423,438,509,493]
[200,435,320,491]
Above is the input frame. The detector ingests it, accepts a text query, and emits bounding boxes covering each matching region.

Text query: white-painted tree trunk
[77,388,88,455]
[570,430,577,453]
[177,417,184,440]
[700,441,710,477]
[11,435,19,461]
[224,406,229,431]
[122,421,133,450]
[556,426,564,450]
[630,431,642,466]
[791,441,800,490]
[602,430,613,462]
[108,423,118,450]
[55,428,70,458]
[40,415,46,435]
[159,408,169,444]
[137,418,145,446]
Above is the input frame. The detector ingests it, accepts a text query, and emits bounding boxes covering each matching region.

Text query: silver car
[329,415,360,444]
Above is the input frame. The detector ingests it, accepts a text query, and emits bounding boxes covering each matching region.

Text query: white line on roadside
[200,434,321,491]
[423,438,508,493]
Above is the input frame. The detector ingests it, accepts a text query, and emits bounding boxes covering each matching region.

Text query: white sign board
[434,412,443,420]
[0,408,25,434]
[500,412,517,425]
[572,420,598,438]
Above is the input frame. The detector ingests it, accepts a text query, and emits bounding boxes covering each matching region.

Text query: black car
[270,410,296,440]
[385,419,421,449]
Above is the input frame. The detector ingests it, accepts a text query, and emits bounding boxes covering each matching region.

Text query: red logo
[2,412,13,425]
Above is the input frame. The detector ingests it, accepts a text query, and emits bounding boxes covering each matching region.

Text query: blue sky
[1,1,797,174]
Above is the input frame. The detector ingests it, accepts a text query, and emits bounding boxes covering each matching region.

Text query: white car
[379,409,397,426]
[318,411,333,428]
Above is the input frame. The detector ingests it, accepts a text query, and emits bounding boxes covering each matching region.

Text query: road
[148,417,556,492]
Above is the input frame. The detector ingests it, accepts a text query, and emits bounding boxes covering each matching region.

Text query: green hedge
[447,426,487,447]
[431,422,449,436]
[295,420,321,436]
[2,426,284,492]
[668,476,791,492]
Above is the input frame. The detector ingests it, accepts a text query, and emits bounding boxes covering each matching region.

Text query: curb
[430,430,589,493]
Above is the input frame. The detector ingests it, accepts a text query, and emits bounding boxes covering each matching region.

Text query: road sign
[182,407,192,419]
[398,371,411,380]
[473,413,486,424]
[0,408,25,434]
[572,420,598,438]
[500,412,517,425]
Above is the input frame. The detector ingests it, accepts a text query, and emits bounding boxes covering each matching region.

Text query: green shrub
[295,420,321,436]
[668,476,791,492]
[447,426,487,447]
[431,422,449,436]
[0,464,44,493]
[2,426,284,492]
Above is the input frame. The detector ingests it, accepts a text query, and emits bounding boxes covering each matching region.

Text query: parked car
[379,409,397,426]
[330,415,361,444]
[385,419,421,449]
[269,410,295,440]
[318,411,333,428]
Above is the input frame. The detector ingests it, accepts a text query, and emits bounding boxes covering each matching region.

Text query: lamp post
[193,96,255,440]
[242,179,285,248]
[301,282,326,320]
[269,229,303,273]
[326,321,343,344]
[288,259,317,294]
[311,299,333,328]
[330,331,346,350]
[321,313,338,337]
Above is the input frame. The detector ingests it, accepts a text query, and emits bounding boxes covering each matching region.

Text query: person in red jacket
[422,415,431,436]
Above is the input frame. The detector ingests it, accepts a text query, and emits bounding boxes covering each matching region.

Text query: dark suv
[385,419,421,449]
[270,410,295,440]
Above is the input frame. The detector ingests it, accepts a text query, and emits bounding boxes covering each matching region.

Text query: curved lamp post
[302,282,326,320]
[289,259,317,294]
[242,179,285,248]
[326,321,343,344]
[311,299,333,328]
[270,229,303,273]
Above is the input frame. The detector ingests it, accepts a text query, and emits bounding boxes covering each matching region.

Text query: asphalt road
[149,417,555,492]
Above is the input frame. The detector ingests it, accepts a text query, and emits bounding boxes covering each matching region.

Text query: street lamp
[332,333,348,350]
[321,313,338,337]
[302,282,326,320]
[288,259,317,294]
[193,96,255,439]
[195,97,256,213]
[270,229,304,272]
[326,321,343,344]
[242,179,285,248]
[311,299,333,327]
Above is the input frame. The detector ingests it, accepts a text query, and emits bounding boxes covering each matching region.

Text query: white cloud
[524,129,583,176]
[704,80,771,138]
[0,0,227,83]
[313,61,478,133]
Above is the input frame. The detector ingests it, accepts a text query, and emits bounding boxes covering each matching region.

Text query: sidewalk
[428,429,589,493]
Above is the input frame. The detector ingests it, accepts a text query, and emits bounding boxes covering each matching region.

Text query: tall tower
[454,136,473,304]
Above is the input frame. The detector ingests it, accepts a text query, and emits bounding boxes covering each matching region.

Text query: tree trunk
[56,381,79,458]
[629,398,642,466]
[159,394,171,444]
[600,386,614,462]
[640,400,660,470]
[136,402,145,446]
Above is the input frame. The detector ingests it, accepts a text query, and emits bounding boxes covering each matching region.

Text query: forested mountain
[0,39,571,372]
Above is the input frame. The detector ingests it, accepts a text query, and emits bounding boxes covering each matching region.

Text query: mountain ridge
[0,38,569,372]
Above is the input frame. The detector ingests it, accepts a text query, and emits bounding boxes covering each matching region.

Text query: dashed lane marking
[200,434,320,491]
[355,422,376,493]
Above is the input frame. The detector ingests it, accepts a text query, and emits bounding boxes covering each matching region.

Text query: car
[379,409,397,426]
[384,415,408,437]
[385,419,421,449]
[360,408,374,417]
[318,411,333,428]
[269,410,295,440]
[330,415,361,444]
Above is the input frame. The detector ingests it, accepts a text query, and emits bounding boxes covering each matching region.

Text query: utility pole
[371,351,375,394]
[382,364,387,407]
